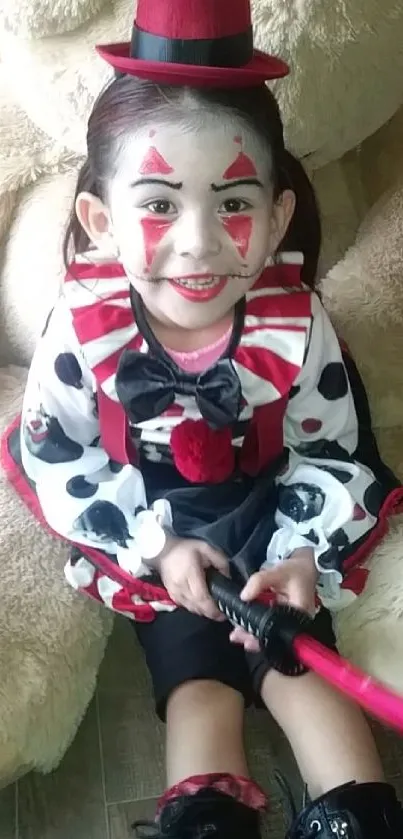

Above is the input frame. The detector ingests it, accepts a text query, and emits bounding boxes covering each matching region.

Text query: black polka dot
[318,546,341,570]
[317,466,353,484]
[302,529,320,545]
[289,385,301,399]
[90,436,101,448]
[66,476,99,499]
[364,481,385,516]
[109,459,124,474]
[54,353,83,389]
[317,362,348,401]
[329,528,350,549]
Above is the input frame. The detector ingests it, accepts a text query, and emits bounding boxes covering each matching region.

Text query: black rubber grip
[206,569,313,676]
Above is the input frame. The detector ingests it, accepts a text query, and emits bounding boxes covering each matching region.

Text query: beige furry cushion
[0,168,82,366]
[323,183,403,431]
[0,0,107,38]
[1,0,403,165]
[0,366,113,784]
[335,509,403,692]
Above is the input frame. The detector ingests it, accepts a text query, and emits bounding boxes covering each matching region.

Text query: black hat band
[131,24,254,68]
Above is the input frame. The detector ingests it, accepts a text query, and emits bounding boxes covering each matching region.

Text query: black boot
[285,780,403,838]
[132,787,263,837]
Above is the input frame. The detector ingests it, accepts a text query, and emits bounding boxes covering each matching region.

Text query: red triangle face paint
[141,218,173,269]
[139,146,174,176]
[223,152,258,180]
[222,215,253,259]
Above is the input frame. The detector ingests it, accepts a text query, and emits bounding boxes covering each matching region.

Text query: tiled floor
[1,617,403,838]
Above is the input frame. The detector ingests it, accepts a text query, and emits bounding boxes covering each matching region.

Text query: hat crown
[136,0,252,40]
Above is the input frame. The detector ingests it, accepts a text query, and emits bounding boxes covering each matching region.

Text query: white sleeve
[265,294,378,593]
[21,297,171,576]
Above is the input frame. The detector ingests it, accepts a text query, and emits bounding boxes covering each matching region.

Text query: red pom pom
[170,419,235,483]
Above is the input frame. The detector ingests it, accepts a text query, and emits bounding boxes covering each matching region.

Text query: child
[5,0,403,836]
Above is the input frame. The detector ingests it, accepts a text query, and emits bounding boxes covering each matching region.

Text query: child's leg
[166,679,248,785]
[260,668,384,798]
[257,656,403,835]
[133,612,265,838]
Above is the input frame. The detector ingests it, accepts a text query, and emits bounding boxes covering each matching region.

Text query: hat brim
[96,43,289,87]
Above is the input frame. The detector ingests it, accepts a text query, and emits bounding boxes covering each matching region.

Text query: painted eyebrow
[130,178,183,189]
[211,178,264,192]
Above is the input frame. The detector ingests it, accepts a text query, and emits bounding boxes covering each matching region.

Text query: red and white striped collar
[64,253,312,408]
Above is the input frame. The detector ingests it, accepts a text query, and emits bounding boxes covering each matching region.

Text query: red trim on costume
[251,263,302,291]
[343,487,403,574]
[73,301,136,345]
[92,332,144,385]
[96,387,136,465]
[157,773,268,816]
[0,417,175,612]
[1,415,54,535]
[234,344,301,395]
[246,292,312,320]
[65,261,126,281]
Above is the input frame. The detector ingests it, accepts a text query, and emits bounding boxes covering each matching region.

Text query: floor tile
[18,700,109,839]
[0,783,16,839]
[98,618,152,698]
[98,690,164,805]
[108,797,157,839]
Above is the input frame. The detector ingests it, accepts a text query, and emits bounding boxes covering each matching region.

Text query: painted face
[107,122,274,328]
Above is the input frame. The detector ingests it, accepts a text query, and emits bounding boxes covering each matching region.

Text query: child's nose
[174,212,222,260]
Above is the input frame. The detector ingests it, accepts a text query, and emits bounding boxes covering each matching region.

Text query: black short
[134,607,337,721]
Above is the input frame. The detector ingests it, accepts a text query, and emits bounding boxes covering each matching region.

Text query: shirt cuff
[116,498,174,576]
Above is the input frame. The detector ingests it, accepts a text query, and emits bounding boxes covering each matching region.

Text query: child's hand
[230,548,318,652]
[156,534,229,621]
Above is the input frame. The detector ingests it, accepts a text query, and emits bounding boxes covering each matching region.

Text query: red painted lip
[169,277,228,302]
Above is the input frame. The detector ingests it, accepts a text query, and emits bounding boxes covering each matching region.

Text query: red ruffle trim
[157,773,268,815]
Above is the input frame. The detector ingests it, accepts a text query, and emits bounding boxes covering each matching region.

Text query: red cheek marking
[141,217,173,269]
[223,152,258,180]
[139,146,174,176]
[222,215,253,259]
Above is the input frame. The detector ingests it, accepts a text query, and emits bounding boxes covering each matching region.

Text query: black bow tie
[115,349,242,429]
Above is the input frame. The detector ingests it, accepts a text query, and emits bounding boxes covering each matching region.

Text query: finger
[229,627,261,653]
[240,567,286,602]
[166,579,206,616]
[286,579,316,615]
[200,545,230,576]
[187,566,225,621]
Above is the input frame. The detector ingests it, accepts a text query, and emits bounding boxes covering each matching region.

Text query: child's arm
[265,293,379,604]
[20,297,170,574]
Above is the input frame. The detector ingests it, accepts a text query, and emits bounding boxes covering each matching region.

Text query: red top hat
[97,0,289,88]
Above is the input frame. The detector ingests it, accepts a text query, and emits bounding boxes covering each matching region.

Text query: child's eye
[143,199,176,215]
[219,198,251,214]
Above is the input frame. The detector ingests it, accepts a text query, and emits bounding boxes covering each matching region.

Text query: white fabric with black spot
[265,295,378,604]
[21,298,171,566]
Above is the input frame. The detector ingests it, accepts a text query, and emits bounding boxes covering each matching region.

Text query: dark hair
[63,75,321,288]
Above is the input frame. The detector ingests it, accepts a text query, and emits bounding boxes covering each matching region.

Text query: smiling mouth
[173,276,222,289]
[169,275,228,301]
